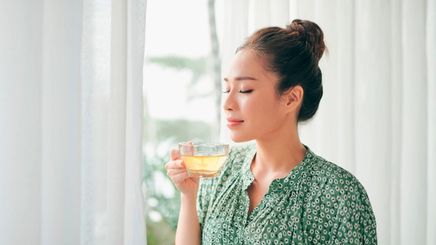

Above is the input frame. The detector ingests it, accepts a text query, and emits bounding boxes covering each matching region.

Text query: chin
[229,132,253,143]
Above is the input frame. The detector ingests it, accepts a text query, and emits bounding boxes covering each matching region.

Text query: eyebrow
[223,76,258,82]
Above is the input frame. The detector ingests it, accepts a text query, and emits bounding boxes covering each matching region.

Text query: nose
[222,91,237,112]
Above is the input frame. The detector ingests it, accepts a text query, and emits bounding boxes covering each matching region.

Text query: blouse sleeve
[332,183,378,244]
[196,177,214,227]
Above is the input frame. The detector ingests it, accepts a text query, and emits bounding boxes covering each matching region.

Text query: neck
[252,122,306,179]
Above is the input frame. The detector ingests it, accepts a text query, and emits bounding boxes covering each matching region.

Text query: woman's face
[223,49,298,142]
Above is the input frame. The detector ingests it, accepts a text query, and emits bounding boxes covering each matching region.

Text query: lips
[226,118,244,126]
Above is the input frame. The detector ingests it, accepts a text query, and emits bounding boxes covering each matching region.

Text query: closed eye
[222,89,254,94]
[239,89,253,94]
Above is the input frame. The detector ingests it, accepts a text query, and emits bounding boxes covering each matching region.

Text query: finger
[167,168,187,176]
[191,176,199,184]
[171,171,191,183]
[165,160,184,170]
[170,148,180,161]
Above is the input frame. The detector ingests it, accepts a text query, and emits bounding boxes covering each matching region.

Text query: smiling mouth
[226,119,244,126]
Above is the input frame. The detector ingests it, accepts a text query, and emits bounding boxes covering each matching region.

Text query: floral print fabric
[196,143,377,244]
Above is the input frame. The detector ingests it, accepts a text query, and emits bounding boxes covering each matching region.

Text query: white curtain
[0,0,147,245]
[219,0,436,244]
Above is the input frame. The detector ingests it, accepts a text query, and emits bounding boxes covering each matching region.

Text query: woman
[165,19,377,244]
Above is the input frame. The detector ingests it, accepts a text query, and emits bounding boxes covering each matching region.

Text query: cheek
[238,96,260,118]
[241,95,281,121]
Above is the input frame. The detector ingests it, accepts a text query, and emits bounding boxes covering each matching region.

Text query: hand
[165,148,199,197]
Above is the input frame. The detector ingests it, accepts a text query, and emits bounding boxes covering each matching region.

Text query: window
[142,0,222,243]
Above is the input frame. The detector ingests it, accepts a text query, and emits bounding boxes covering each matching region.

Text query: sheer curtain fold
[333,0,355,173]
[220,1,436,244]
[41,1,83,244]
[1,1,44,245]
[389,1,402,244]
[81,0,147,244]
[124,0,147,244]
[400,1,428,244]
[426,1,436,244]
[0,0,147,244]
[353,1,393,243]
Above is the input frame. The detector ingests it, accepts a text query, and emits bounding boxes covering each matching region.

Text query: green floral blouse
[196,143,377,244]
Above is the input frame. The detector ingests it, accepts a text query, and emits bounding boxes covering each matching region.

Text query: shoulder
[307,152,369,199]
[305,151,375,220]
[300,150,377,243]
[301,150,375,222]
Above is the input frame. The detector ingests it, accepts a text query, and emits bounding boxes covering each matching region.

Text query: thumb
[170,148,180,161]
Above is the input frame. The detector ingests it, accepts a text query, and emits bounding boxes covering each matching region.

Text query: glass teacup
[178,142,230,178]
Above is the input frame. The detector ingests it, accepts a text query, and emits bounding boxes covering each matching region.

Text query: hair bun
[286,19,325,64]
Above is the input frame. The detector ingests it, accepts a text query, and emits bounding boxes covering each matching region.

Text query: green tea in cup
[178,142,229,178]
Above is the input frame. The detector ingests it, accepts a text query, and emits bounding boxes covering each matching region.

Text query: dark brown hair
[238,19,326,122]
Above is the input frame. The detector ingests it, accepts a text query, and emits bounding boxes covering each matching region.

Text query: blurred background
[1,0,435,245]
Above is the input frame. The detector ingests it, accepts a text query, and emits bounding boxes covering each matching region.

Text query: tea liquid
[182,155,227,177]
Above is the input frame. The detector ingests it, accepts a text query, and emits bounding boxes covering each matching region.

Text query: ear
[281,85,304,112]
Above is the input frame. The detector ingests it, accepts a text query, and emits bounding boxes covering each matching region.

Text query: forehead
[225,49,278,82]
